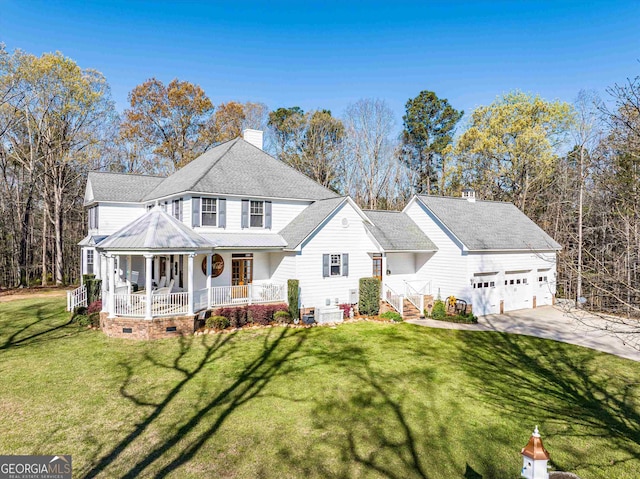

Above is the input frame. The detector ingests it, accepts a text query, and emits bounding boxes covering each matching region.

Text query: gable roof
[84,172,165,205]
[278,197,348,249]
[142,138,339,202]
[97,206,213,251]
[363,210,438,252]
[415,196,561,251]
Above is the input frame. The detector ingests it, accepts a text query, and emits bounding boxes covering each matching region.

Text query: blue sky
[1,1,638,126]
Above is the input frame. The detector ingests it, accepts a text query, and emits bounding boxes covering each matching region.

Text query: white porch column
[206,253,213,308]
[145,254,154,320]
[127,255,132,293]
[81,249,88,278]
[107,255,116,318]
[95,251,102,281]
[165,256,171,281]
[153,256,160,285]
[381,253,388,298]
[187,253,195,315]
[100,254,108,312]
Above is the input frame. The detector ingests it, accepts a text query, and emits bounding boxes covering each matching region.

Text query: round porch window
[202,254,224,277]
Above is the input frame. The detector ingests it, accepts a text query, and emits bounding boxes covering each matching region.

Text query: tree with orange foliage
[120,78,213,172]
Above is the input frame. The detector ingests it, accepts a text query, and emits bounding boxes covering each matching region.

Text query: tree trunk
[576,146,584,303]
[54,186,64,285]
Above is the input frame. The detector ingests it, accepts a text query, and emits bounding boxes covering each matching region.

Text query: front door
[232,254,253,286]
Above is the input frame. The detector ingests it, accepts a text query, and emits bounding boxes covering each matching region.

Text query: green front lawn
[0,298,638,478]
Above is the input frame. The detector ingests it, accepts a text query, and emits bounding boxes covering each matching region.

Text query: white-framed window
[88,206,98,229]
[202,198,217,226]
[330,254,341,276]
[250,200,264,228]
[172,198,183,221]
[86,249,94,274]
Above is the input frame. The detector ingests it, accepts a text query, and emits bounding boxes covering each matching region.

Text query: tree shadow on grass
[278,356,442,479]
[0,303,82,351]
[82,327,309,478]
[458,331,640,476]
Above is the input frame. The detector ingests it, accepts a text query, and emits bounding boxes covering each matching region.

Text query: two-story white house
[74,130,560,338]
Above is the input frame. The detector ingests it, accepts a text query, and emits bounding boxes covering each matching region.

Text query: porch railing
[384,285,404,316]
[107,283,286,318]
[113,292,189,317]
[66,285,87,311]
[404,282,425,314]
[152,292,189,316]
[113,293,146,317]
[208,283,286,307]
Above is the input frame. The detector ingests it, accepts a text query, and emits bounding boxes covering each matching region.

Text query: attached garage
[503,270,532,311]
[471,273,499,316]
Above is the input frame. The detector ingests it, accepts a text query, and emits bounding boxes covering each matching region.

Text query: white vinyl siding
[295,201,378,310]
[92,203,147,235]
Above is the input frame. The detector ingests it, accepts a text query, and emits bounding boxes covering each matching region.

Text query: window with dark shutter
[322,254,330,277]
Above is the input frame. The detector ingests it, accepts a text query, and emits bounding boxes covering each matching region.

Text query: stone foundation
[100,312,197,340]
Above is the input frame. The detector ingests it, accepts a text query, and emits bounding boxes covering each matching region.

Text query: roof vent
[462,188,476,202]
[243,129,263,150]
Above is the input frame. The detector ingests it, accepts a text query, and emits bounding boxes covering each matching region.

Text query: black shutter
[323,254,330,278]
[179,198,183,221]
[218,198,226,228]
[342,253,349,276]
[241,199,249,228]
[192,197,200,227]
[95,206,99,229]
[265,201,272,229]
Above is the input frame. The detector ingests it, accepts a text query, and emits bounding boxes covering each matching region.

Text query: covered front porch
[96,206,286,322]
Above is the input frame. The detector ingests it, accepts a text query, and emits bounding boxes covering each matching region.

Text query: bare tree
[572,90,604,303]
[342,99,398,209]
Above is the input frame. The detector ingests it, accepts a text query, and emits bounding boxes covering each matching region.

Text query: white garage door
[504,271,532,311]
[471,273,499,316]
[536,269,553,306]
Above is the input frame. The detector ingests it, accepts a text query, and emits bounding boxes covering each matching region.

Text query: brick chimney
[243,129,263,150]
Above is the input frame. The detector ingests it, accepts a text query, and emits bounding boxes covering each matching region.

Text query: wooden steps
[402,299,423,320]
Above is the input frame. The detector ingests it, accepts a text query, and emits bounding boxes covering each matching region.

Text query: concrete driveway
[407,305,640,362]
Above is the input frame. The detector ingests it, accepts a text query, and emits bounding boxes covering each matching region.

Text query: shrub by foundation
[359,277,381,316]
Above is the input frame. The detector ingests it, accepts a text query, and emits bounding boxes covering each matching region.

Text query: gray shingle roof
[142,138,339,201]
[85,172,165,205]
[279,197,347,249]
[97,207,213,251]
[199,233,287,249]
[417,196,562,251]
[363,210,438,251]
[78,235,109,246]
